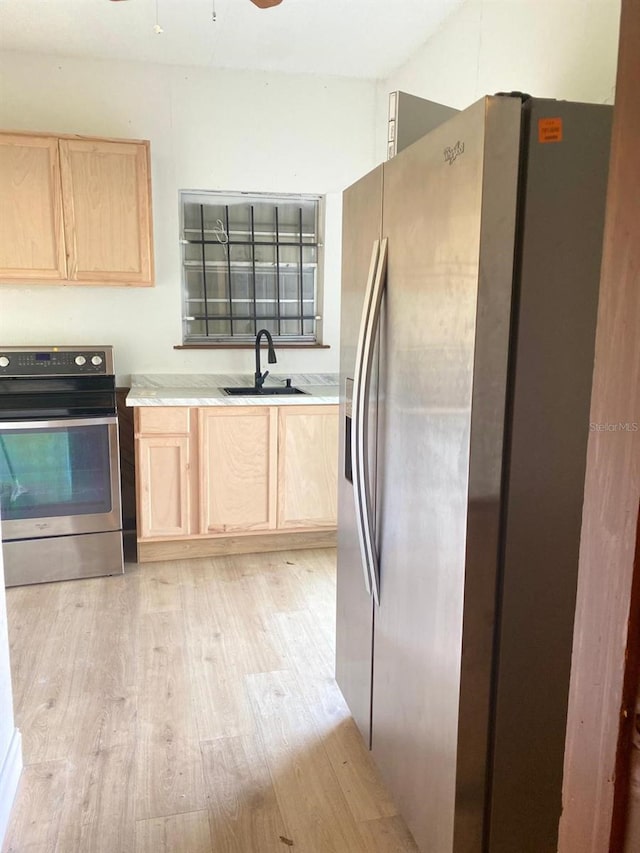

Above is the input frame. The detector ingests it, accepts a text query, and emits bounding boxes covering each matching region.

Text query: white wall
[0,538,22,846]
[0,3,622,382]
[376,0,621,160]
[0,51,378,383]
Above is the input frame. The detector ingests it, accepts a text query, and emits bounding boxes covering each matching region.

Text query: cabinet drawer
[137,406,190,435]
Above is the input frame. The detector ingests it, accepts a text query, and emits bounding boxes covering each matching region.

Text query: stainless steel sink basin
[222,386,307,396]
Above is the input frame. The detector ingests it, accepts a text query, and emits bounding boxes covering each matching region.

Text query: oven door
[0,416,122,541]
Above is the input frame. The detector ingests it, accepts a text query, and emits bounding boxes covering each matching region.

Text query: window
[181,191,322,344]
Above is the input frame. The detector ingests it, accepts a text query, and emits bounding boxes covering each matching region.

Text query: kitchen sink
[222,386,307,396]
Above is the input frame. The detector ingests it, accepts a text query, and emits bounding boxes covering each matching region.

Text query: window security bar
[181,193,320,343]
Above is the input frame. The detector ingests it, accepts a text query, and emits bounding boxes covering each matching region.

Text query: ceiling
[0,0,464,80]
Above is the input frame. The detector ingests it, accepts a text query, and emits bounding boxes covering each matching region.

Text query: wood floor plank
[273,609,398,824]
[180,561,289,742]
[357,815,421,852]
[70,574,139,757]
[287,548,338,649]
[139,560,182,613]
[176,556,218,589]
[5,584,61,712]
[2,760,69,850]
[54,744,137,853]
[15,581,99,763]
[179,554,242,586]
[50,576,139,851]
[252,553,310,613]
[135,810,213,853]
[312,690,398,824]
[202,735,289,852]
[245,669,369,853]
[135,610,207,820]
[273,606,335,676]
[181,579,255,741]
[205,573,289,674]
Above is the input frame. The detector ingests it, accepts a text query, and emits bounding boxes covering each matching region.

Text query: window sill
[174,343,330,350]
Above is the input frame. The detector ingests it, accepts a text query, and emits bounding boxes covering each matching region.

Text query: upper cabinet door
[0,134,67,281]
[59,138,154,285]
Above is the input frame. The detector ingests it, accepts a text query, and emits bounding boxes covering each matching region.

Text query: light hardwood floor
[3,549,418,852]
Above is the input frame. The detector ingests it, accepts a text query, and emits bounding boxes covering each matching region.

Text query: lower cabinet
[135,407,193,539]
[136,435,191,538]
[199,407,277,533]
[134,403,338,560]
[277,406,339,529]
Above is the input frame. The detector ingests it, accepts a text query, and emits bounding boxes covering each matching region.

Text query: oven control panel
[0,348,113,377]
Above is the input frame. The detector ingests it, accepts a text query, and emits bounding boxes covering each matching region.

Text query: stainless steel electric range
[0,346,124,587]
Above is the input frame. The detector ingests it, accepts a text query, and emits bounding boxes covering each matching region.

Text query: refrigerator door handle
[352,239,379,597]
[352,237,388,605]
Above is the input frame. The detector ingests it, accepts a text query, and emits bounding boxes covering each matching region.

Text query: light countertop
[126,373,340,407]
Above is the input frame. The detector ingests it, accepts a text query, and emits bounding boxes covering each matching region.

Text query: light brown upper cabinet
[0,134,67,281]
[0,131,154,286]
[59,138,153,284]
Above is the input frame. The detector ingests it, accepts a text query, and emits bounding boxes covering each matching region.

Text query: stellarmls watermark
[589,422,639,432]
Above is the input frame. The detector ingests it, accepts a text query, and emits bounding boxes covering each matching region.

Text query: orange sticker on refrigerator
[538,118,563,143]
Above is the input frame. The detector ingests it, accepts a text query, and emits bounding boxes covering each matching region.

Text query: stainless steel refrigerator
[336,94,612,853]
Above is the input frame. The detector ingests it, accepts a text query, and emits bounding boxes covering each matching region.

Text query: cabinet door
[199,407,277,534]
[277,405,339,529]
[137,436,191,538]
[59,138,154,285]
[0,134,67,281]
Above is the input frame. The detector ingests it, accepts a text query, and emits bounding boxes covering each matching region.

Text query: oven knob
[91,355,103,366]
[75,355,86,366]
[0,356,9,368]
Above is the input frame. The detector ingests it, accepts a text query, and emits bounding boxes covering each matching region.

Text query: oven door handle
[0,416,118,431]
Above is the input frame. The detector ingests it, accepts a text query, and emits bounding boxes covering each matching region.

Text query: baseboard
[137,529,337,563]
[0,728,22,847]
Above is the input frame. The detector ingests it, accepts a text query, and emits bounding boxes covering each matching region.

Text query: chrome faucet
[254,328,277,389]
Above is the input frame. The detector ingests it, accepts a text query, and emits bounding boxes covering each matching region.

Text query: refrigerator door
[372,97,522,852]
[487,99,612,853]
[336,164,383,745]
